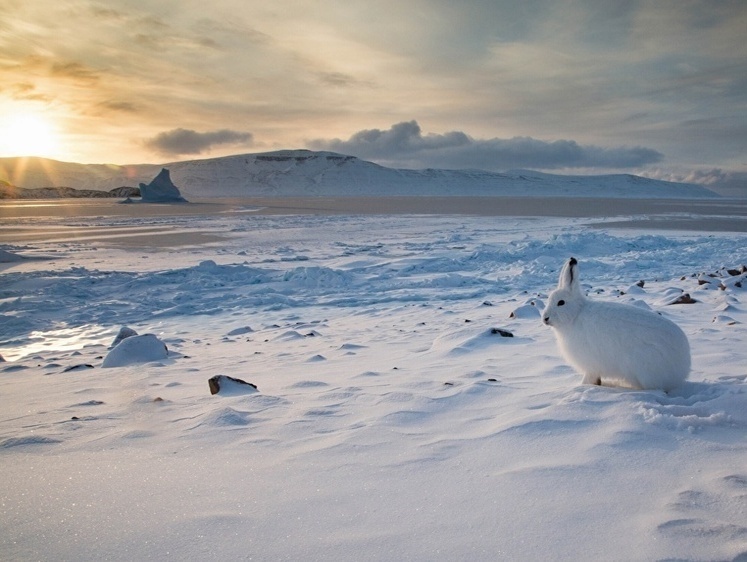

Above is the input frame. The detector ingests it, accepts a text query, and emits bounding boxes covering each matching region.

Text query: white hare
[542,257,690,391]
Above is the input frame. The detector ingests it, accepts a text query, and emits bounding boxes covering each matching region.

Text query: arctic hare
[542,257,690,391]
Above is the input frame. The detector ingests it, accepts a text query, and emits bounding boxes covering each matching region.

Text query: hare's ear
[557,257,580,292]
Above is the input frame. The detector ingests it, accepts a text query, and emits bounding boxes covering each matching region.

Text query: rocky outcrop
[0,180,137,199]
[109,186,140,198]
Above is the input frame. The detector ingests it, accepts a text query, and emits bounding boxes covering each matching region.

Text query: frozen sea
[1,197,746,561]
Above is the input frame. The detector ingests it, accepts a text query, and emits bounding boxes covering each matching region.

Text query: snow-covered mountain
[0,149,719,199]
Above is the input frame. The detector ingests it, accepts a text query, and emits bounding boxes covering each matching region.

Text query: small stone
[667,293,697,305]
[63,364,94,372]
[490,328,514,337]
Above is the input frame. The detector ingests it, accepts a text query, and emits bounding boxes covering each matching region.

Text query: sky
[1,0,746,192]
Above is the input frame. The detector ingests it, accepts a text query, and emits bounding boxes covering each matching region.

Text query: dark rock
[209,375,258,395]
[0,183,124,199]
[109,186,140,198]
[667,293,697,305]
[63,364,94,372]
[490,328,514,337]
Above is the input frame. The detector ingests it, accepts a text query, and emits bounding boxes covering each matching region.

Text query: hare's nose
[543,316,550,325]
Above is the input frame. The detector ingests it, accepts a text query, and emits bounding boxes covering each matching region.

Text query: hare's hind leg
[581,372,602,386]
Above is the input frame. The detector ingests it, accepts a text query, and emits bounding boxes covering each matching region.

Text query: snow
[101,333,170,368]
[0,150,718,198]
[0,200,746,561]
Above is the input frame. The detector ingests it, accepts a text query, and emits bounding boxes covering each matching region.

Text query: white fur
[542,257,690,391]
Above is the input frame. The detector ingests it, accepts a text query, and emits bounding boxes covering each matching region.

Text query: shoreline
[1,198,746,244]
[1,195,746,216]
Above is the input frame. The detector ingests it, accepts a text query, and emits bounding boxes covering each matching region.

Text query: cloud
[8,82,52,102]
[49,61,100,83]
[647,168,747,198]
[2,2,743,169]
[309,121,663,171]
[97,100,138,113]
[144,128,253,156]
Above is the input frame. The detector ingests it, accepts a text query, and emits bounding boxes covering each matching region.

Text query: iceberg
[138,168,188,202]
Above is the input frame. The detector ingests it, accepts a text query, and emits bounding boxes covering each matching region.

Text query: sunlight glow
[0,112,62,158]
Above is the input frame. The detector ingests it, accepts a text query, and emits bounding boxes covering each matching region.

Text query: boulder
[102,334,169,368]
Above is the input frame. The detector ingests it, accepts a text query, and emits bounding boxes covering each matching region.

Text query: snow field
[0,211,746,561]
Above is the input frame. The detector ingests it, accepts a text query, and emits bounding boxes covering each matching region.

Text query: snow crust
[0,208,745,561]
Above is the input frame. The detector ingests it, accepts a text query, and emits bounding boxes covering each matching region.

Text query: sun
[0,111,62,158]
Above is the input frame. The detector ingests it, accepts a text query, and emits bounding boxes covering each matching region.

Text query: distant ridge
[0,150,719,199]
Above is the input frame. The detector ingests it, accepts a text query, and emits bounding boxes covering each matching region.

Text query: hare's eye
[557,299,565,306]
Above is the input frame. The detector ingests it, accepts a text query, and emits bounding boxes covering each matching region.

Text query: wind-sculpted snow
[0,223,742,348]
[0,213,745,561]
